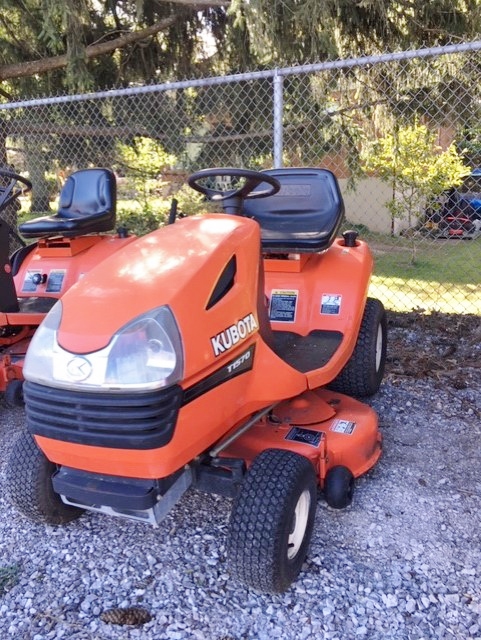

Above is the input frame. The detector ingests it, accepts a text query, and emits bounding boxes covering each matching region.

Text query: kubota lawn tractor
[0,167,136,405]
[6,167,387,593]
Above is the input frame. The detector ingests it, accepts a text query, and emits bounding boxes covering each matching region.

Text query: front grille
[24,381,183,449]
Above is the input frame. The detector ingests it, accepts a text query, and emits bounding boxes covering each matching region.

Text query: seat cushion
[19,168,116,239]
[242,167,345,253]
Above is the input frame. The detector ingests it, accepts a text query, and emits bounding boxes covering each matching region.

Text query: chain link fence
[1,41,480,314]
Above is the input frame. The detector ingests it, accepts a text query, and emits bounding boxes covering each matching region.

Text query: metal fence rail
[1,41,480,313]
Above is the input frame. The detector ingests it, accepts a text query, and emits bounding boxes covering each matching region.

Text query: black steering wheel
[0,168,32,212]
[188,168,280,215]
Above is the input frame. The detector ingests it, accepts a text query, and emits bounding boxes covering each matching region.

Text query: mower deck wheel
[227,448,317,593]
[4,379,24,407]
[5,431,84,525]
[328,297,387,397]
[324,465,354,509]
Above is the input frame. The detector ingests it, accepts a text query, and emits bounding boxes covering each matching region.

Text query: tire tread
[328,297,387,397]
[5,431,83,525]
[228,449,316,593]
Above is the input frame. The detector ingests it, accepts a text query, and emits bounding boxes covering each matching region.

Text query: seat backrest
[0,219,19,312]
[19,168,116,239]
[242,167,344,253]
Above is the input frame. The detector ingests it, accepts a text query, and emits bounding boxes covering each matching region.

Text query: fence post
[273,69,284,168]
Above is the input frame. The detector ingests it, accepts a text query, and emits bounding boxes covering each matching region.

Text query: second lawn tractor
[0,167,136,405]
[6,167,387,593]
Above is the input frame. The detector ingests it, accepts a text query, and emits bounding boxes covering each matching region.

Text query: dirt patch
[386,311,481,396]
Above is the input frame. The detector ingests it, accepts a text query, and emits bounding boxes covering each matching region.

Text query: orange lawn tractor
[0,167,136,406]
[6,167,387,593]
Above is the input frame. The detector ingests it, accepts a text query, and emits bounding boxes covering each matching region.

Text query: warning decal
[321,294,342,315]
[269,289,298,322]
[22,271,39,292]
[46,270,66,293]
[285,426,323,448]
[330,419,356,435]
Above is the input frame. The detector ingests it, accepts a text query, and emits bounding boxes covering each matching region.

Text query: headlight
[24,303,184,392]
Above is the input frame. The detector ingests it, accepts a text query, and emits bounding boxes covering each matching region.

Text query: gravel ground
[0,312,480,640]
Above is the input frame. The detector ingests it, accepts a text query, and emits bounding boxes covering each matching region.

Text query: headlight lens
[23,300,63,383]
[24,304,184,392]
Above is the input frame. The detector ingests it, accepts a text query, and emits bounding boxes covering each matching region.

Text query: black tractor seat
[242,167,345,253]
[19,168,117,239]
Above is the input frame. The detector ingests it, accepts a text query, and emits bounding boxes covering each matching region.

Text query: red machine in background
[0,168,135,404]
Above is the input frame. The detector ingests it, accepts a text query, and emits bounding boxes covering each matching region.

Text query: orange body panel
[0,233,137,392]
[0,312,45,327]
[14,234,136,304]
[54,216,305,392]
[0,354,24,386]
[36,340,308,478]
[37,387,380,482]
[33,214,378,482]
[264,239,373,388]
[56,216,262,357]
[264,254,310,272]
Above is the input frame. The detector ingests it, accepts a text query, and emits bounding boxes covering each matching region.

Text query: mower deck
[221,389,382,485]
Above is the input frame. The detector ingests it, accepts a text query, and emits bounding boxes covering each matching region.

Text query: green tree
[230,0,481,64]
[0,0,230,95]
[2,0,481,217]
[115,136,175,211]
[3,0,481,95]
[362,122,471,260]
[0,0,232,211]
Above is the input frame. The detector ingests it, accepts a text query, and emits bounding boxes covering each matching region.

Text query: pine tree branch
[0,15,179,82]
[154,0,230,5]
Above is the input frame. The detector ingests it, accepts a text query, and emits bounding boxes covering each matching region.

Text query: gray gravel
[1,320,480,640]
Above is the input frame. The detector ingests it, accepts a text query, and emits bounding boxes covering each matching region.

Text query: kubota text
[211,313,258,356]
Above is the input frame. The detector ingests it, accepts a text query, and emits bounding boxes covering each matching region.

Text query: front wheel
[5,431,84,525]
[227,449,317,593]
[324,465,354,509]
[329,297,387,397]
[4,379,24,407]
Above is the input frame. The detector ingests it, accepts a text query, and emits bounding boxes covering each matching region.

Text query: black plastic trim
[183,344,255,405]
[193,457,246,498]
[24,381,183,449]
[272,330,343,373]
[206,255,236,310]
[52,467,159,510]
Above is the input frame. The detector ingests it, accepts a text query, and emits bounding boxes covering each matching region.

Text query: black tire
[4,379,24,407]
[324,465,354,509]
[329,297,387,397]
[227,449,317,593]
[5,431,84,525]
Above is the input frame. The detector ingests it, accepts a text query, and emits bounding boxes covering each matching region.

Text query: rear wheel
[5,431,84,525]
[329,297,387,397]
[228,449,317,593]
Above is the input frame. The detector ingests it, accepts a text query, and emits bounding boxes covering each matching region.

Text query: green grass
[370,234,481,285]
[368,235,481,314]
[0,564,20,596]
[369,277,480,314]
